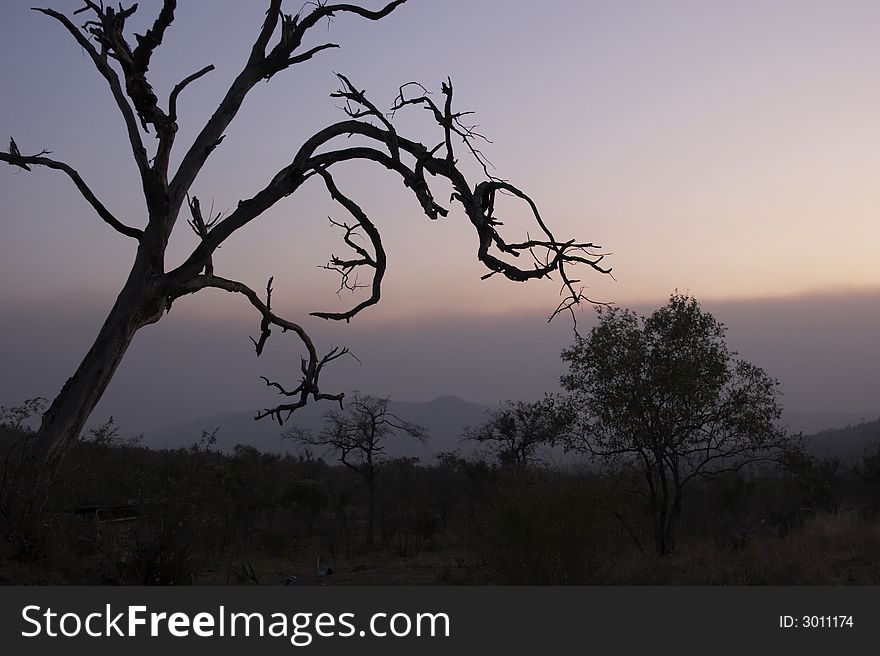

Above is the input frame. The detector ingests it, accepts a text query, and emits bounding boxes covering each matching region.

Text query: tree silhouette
[463,400,562,467]
[0,0,610,472]
[284,393,424,545]
[559,293,792,554]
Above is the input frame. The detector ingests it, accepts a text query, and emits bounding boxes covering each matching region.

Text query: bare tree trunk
[651,487,682,555]
[652,510,667,555]
[32,260,166,471]
[652,463,671,555]
[664,487,683,555]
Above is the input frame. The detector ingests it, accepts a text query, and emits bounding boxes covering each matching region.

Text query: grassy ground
[4,512,880,585]
[596,512,880,585]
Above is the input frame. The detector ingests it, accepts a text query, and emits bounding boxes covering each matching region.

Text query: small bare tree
[1,0,610,475]
[285,393,424,545]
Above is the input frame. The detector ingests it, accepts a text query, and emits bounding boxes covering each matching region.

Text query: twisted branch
[169,274,350,424]
[0,142,142,239]
[311,167,386,321]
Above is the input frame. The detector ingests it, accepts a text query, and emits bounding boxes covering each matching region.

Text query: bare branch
[169,0,408,226]
[131,0,177,73]
[32,7,150,180]
[166,126,450,285]
[249,0,284,64]
[286,43,340,66]
[185,194,221,274]
[63,0,191,185]
[311,0,409,22]
[311,167,385,321]
[72,0,171,134]
[1,144,143,240]
[169,273,351,424]
[168,80,610,324]
[392,77,496,178]
[169,65,215,121]
[333,73,399,159]
[255,345,350,423]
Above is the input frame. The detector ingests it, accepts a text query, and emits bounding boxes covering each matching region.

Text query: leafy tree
[0,0,609,471]
[463,399,562,467]
[284,393,424,545]
[559,293,791,554]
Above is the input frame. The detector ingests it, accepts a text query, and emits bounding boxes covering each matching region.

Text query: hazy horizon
[1,287,878,436]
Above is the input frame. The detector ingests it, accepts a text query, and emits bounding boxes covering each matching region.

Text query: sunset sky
[1,0,878,431]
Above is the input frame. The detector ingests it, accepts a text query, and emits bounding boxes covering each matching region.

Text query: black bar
[0,586,876,654]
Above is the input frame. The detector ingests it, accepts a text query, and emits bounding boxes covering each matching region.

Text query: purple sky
[1,1,879,432]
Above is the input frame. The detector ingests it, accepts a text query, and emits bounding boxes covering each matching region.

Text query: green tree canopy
[559,293,792,553]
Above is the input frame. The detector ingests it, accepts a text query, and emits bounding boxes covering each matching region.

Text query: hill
[804,417,880,462]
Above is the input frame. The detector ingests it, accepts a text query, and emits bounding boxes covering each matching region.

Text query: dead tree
[285,393,424,546]
[0,1,611,475]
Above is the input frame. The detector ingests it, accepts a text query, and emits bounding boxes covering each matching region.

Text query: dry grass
[597,512,880,585]
[737,511,880,585]
[5,511,880,585]
[192,513,880,585]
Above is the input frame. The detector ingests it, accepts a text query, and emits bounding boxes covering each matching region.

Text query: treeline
[2,419,880,585]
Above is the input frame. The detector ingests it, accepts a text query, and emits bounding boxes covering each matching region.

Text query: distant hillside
[784,410,880,435]
[804,417,880,462]
[144,395,491,460]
